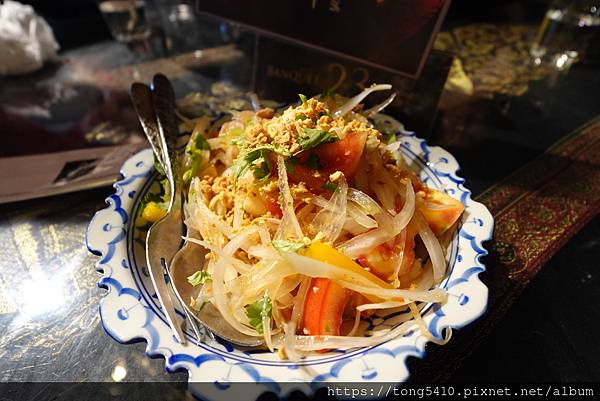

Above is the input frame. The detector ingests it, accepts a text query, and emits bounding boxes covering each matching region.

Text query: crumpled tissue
[0,0,60,75]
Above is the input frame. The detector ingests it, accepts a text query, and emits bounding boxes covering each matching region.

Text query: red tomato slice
[416,188,464,236]
[357,226,417,282]
[302,278,330,336]
[261,190,282,218]
[313,130,367,181]
[286,164,328,191]
[302,278,350,337]
[319,280,350,336]
[287,131,367,191]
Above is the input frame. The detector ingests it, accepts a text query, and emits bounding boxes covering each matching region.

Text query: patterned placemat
[408,115,600,382]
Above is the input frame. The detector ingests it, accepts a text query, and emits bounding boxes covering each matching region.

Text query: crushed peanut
[237,97,380,157]
[329,171,343,182]
[256,107,274,119]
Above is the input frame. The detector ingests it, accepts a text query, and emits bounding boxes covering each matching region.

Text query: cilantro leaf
[153,155,165,176]
[194,134,210,150]
[159,177,170,197]
[141,177,169,207]
[187,132,211,154]
[298,94,308,106]
[183,133,211,184]
[271,239,306,253]
[251,150,271,180]
[231,137,245,147]
[297,127,339,151]
[232,148,267,181]
[192,301,207,312]
[232,145,291,184]
[191,294,209,312]
[322,181,338,192]
[187,270,211,287]
[182,169,194,184]
[295,113,308,121]
[385,133,399,144]
[305,154,320,170]
[245,293,272,334]
[285,156,298,173]
[320,90,336,99]
[142,189,162,205]
[138,177,169,227]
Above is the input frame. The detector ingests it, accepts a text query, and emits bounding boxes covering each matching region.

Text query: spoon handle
[151,74,181,208]
[130,75,189,345]
[130,82,165,168]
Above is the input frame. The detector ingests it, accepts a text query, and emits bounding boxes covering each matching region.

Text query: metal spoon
[154,74,264,347]
[170,228,265,347]
[132,75,202,344]
[132,74,264,348]
[131,78,187,343]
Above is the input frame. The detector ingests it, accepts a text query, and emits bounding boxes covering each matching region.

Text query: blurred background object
[530,0,600,67]
[435,24,549,99]
[150,0,211,54]
[0,0,60,75]
[97,0,148,43]
[16,0,112,50]
[96,0,169,59]
[529,0,600,91]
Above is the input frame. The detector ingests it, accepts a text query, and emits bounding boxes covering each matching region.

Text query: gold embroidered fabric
[435,24,551,97]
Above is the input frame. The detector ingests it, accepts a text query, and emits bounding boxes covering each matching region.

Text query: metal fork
[130,74,202,345]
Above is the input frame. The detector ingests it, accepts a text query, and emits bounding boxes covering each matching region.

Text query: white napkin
[0,0,59,75]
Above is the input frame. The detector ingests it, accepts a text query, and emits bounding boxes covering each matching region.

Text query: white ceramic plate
[86,114,493,400]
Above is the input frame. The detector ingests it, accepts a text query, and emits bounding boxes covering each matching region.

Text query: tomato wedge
[302,278,350,336]
[416,188,464,235]
[261,190,282,218]
[301,242,410,339]
[313,130,367,181]
[286,164,328,191]
[356,225,417,281]
[287,130,367,191]
[302,278,329,336]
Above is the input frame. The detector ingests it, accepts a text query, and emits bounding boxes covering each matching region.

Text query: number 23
[328,63,370,92]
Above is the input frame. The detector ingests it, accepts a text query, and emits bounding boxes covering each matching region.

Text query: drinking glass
[530,0,600,68]
[97,0,150,42]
